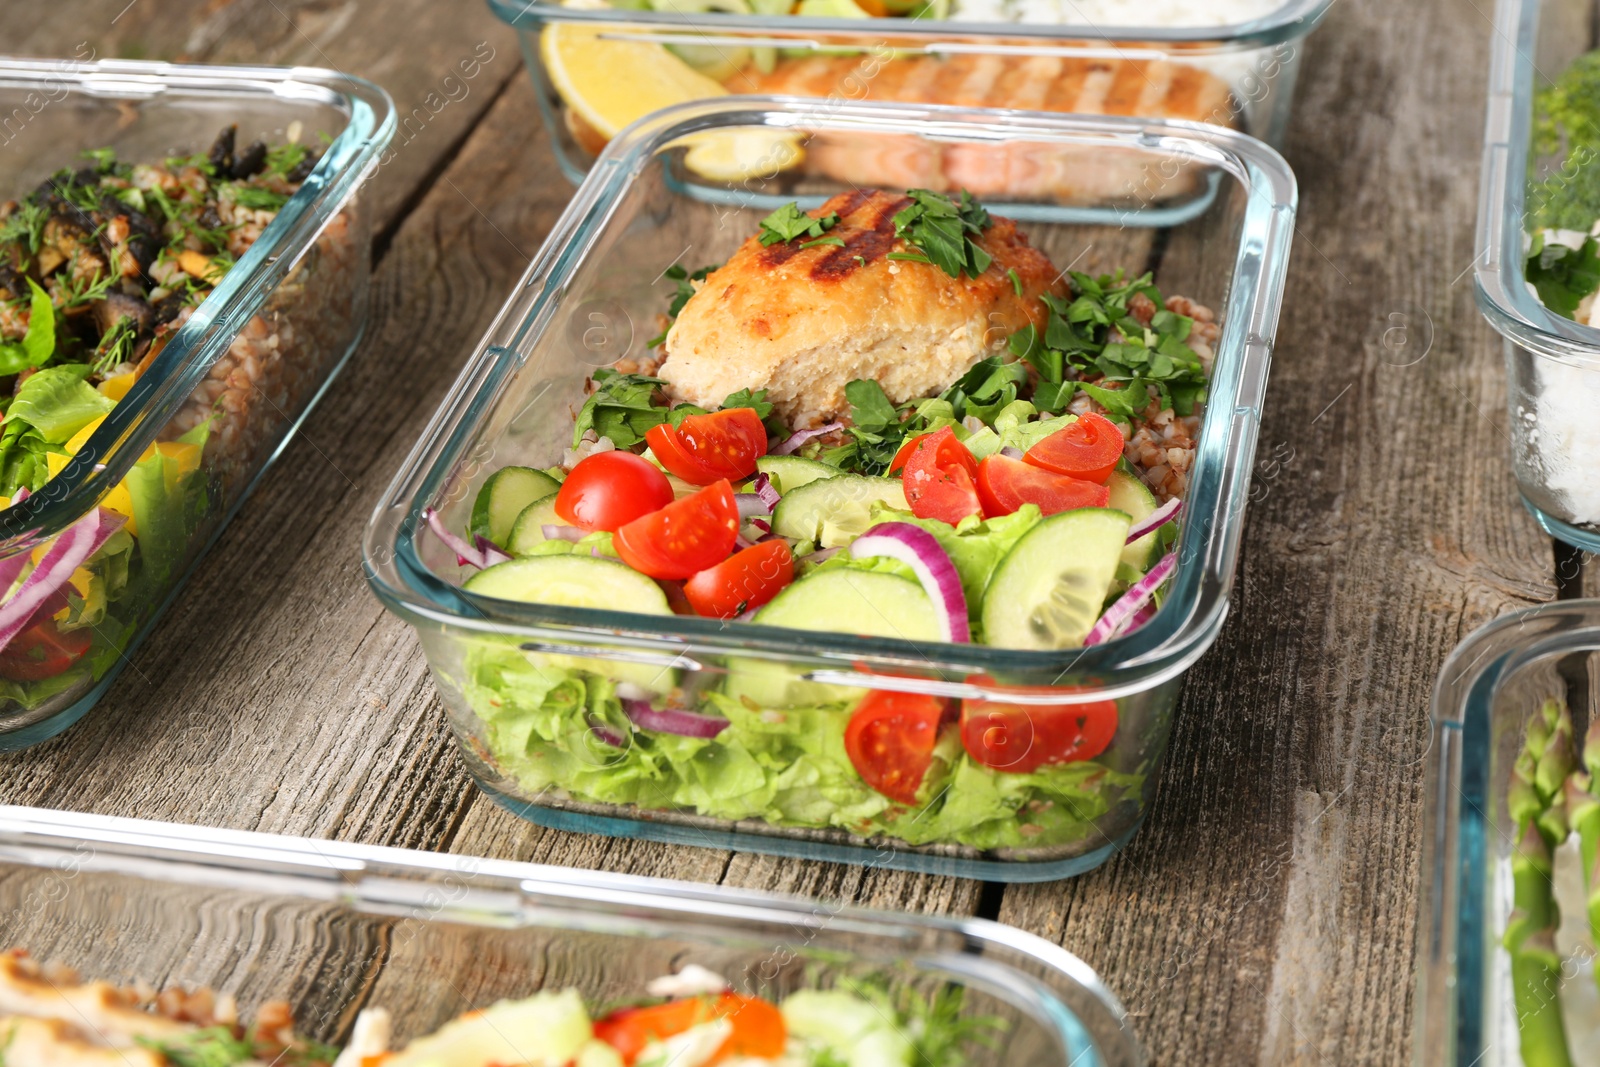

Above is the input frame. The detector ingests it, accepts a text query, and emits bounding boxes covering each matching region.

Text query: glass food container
[1417,600,1600,1066]
[491,0,1332,192]
[1475,0,1600,554]
[363,98,1297,882]
[0,804,1142,1065]
[0,57,394,748]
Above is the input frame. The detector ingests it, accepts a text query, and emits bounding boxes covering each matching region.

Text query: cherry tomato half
[555,451,674,532]
[683,540,793,619]
[646,408,768,485]
[976,454,1110,518]
[959,677,1118,773]
[0,591,90,683]
[1024,412,1125,485]
[900,427,981,527]
[843,690,948,805]
[887,431,930,475]
[614,479,740,580]
[595,994,785,1065]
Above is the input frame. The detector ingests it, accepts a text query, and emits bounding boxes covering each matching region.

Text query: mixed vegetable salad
[428,188,1208,851]
[1525,51,1600,322]
[0,128,313,709]
[2,948,998,1067]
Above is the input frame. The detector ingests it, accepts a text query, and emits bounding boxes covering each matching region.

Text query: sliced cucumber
[464,554,670,613]
[471,466,562,548]
[384,989,592,1067]
[756,454,841,494]
[782,991,914,1067]
[506,493,565,555]
[982,507,1131,650]
[771,474,907,548]
[1107,470,1158,570]
[726,569,937,707]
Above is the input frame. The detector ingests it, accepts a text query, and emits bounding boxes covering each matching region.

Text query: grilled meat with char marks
[658,189,1062,424]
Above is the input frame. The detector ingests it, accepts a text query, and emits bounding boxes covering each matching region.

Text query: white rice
[1533,355,1600,526]
[947,0,1286,26]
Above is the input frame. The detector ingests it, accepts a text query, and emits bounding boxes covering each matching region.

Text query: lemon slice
[679,127,806,182]
[541,22,729,140]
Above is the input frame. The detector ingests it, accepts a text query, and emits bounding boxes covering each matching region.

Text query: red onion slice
[1083,550,1177,646]
[588,716,627,748]
[735,493,770,519]
[0,488,35,594]
[999,446,1024,460]
[806,546,841,564]
[474,534,512,566]
[622,698,729,738]
[772,422,843,456]
[0,507,126,655]
[1127,498,1181,543]
[849,521,970,643]
[751,472,780,509]
[423,507,508,569]
[541,524,586,543]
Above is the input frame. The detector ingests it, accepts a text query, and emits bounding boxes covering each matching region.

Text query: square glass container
[0,57,394,748]
[0,804,1142,1065]
[491,0,1332,191]
[1475,0,1600,554]
[1417,600,1600,1066]
[363,98,1297,882]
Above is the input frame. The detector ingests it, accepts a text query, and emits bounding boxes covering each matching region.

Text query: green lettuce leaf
[7,366,113,444]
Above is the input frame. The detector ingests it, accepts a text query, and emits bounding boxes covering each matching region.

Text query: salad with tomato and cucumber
[428,190,1213,851]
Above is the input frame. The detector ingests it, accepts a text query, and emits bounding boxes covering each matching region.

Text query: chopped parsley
[799,234,846,250]
[1525,232,1600,319]
[571,369,671,449]
[1006,270,1207,418]
[646,261,719,348]
[757,202,838,246]
[891,188,992,279]
[1007,267,1022,296]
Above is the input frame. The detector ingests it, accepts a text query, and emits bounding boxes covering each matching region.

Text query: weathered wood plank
[999,0,1558,1064]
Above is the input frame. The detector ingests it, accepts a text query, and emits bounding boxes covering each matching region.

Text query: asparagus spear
[1572,720,1600,990]
[1504,700,1576,1067]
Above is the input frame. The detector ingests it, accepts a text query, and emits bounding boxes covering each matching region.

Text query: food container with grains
[1476,0,1600,553]
[0,804,1143,1065]
[364,99,1296,881]
[490,0,1332,202]
[0,57,393,748]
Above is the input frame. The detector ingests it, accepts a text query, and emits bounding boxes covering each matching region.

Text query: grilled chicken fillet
[659,189,1062,423]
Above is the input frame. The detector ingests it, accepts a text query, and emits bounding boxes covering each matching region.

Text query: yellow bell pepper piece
[98,372,136,401]
[65,416,106,456]
[43,444,138,537]
[155,440,202,478]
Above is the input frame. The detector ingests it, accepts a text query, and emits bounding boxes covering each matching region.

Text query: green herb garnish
[1007,267,1022,296]
[646,261,720,348]
[891,188,992,279]
[1526,232,1600,319]
[799,234,846,250]
[571,369,670,449]
[227,184,291,211]
[263,141,310,180]
[757,202,838,246]
[0,201,48,260]
[137,1027,256,1067]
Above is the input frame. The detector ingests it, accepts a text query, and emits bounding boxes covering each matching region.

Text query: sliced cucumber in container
[982,507,1131,650]
[506,493,565,555]
[464,555,679,694]
[771,474,907,548]
[471,466,562,548]
[1106,470,1159,570]
[755,454,841,494]
[725,569,937,707]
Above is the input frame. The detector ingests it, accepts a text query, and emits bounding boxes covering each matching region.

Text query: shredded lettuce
[462,642,1141,850]
[7,366,114,445]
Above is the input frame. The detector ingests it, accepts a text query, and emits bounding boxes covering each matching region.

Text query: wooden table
[6,0,1595,1062]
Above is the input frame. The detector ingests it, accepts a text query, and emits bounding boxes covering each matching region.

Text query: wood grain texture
[999,0,1561,1064]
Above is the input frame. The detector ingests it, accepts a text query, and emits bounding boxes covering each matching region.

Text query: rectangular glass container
[1416,600,1600,1066]
[491,0,1332,192]
[1475,0,1600,554]
[0,57,394,748]
[0,804,1142,1065]
[363,98,1297,882]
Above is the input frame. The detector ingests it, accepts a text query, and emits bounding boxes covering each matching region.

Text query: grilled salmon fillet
[726,52,1234,201]
[658,189,1062,424]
